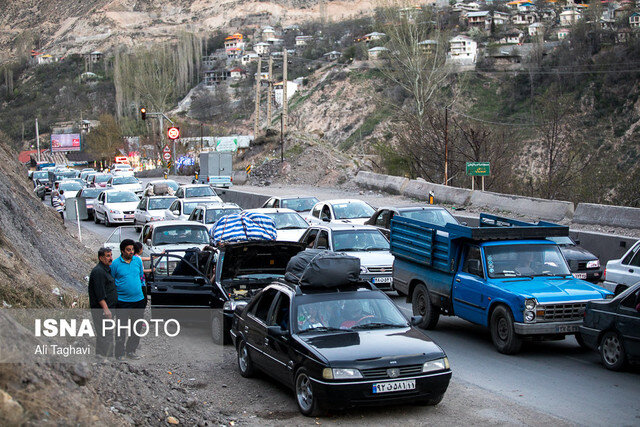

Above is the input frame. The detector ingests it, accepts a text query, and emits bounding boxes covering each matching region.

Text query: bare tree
[84,114,124,163]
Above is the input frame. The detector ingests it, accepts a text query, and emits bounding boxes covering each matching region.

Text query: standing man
[88,247,116,357]
[52,189,65,223]
[111,239,146,360]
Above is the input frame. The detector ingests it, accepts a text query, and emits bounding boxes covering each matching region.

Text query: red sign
[167,127,180,140]
[163,144,171,153]
[163,152,171,161]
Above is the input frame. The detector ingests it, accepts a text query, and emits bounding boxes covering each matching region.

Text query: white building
[254,42,270,56]
[448,35,477,64]
[262,26,276,41]
[528,22,544,37]
[560,10,581,26]
[368,46,389,59]
[557,28,571,40]
[364,32,386,41]
[323,51,342,61]
[241,52,259,65]
[295,35,314,46]
[274,81,298,107]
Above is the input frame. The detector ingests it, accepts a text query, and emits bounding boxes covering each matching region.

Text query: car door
[135,197,147,225]
[300,228,319,248]
[96,192,105,218]
[307,204,322,225]
[263,291,293,384]
[244,288,279,369]
[616,287,640,356]
[453,244,488,325]
[148,250,216,308]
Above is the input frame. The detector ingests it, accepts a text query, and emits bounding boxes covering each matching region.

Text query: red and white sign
[167,127,180,140]
[163,144,171,153]
[163,152,171,161]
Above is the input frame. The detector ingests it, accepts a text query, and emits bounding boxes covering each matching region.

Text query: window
[375,210,391,228]
[321,205,332,221]
[264,198,276,208]
[311,204,321,219]
[301,229,319,247]
[630,251,640,268]
[169,201,178,212]
[270,293,291,330]
[251,289,279,322]
[623,243,640,265]
[317,231,329,249]
[142,226,153,244]
[175,188,184,198]
[462,245,484,278]
[619,288,640,310]
[273,199,280,208]
[137,198,147,210]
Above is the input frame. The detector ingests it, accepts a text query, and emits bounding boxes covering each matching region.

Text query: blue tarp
[210,212,277,245]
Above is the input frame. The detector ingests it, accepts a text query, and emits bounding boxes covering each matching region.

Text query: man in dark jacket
[88,247,117,357]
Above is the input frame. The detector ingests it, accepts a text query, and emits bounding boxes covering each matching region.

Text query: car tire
[575,332,590,350]
[599,331,626,371]
[94,212,100,224]
[295,368,323,417]
[210,311,227,345]
[412,283,439,329]
[237,340,255,378]
[104,214,111,227]
[490,305,522,355]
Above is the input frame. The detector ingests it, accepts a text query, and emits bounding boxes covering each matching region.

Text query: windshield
[152,225,209,246]
[95,174,112,183]
[281,197,319,212]
[33,171,48,180]
[400,208,458,227]
[59,182,83,191]
[485,244,571,278]
[113,176,139,185]
[149,197,177,210]
[106,191,139,203]
[205,208,242,224]
[155,180,179,191]
[332,201,375,219]
[264,212,309,229]
[185,187,215,198]
[55,172,76,180]
[183,201,203,215]
[295,294,407,333]
[332,229,389,252]
[80,188,103,198]
[548,236,574,246]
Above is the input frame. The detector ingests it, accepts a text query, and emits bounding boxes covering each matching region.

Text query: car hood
[276,228,307,242]
[559,245,597,262]
[149,243,208,256]
[299,327,444,366]
[491,277,611,303]
[331,218,369,225]
[105,201,139,211]
[339,251,394,268]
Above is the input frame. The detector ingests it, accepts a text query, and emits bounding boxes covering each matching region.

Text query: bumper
[578,325,600,351]
[109,214,135,223]
[360,273,393,291]
[514,319,583,335]
[311,370,451,408]
[572,269,603,283]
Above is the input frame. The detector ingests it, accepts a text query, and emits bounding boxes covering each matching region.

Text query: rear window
[95,174,112,183]
[281,197,319,212]
[185,186,215,198]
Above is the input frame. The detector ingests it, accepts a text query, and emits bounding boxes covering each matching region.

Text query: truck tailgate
[390,216,455,273]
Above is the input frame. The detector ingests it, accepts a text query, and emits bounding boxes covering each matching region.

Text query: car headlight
[223,300,238,311]
[524,298,537,310]
[524,311,535,322]
[360,266,369,274]
[586,260,600,269]
[422,357,449,373]
[322,368,363,380]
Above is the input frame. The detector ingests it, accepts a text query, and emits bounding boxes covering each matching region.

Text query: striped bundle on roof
[210,212,277,245]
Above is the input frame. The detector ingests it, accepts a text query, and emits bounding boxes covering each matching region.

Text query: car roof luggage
[285,249,360,288]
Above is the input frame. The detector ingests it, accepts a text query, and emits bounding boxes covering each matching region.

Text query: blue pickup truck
[391,214,613,354]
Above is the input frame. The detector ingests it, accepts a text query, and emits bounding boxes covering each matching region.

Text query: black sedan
[548,236,603,283]
[230,281,451,416]
[579,282,640,370]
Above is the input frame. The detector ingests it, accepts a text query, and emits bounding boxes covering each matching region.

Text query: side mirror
[145,239,152,247]
[322,217,330,222]
[172,210,180,216]
[410,316,423,326]
[461,222,468,226]
[267,325,289,338]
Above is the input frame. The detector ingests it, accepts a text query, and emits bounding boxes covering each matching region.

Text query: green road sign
[466,162,490,176]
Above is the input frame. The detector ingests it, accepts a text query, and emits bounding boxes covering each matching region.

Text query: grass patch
[339,106,392,151]
[285,144,304,158]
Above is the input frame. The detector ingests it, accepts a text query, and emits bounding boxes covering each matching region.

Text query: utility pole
[200,123,204,152]
[35,118,41,162]
[267,56,273,129]
[444,107,448,186]
[254,56,262,138]
[282,49,288,136]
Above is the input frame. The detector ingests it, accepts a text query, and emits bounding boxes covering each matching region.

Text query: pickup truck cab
[391,214,612,354]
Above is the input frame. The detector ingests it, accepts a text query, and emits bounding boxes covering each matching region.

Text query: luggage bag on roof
[285,249,360,288]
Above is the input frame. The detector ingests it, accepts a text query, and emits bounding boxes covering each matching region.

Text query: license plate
[373,277,393,284]
[125,215,134,219]
[573,273,587,279]
[556,325,579,333]
[372,379,415,394]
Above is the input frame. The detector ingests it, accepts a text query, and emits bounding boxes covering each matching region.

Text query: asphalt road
[53,179,640,426]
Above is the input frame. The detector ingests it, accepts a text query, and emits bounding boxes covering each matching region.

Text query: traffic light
[140,107,146,120]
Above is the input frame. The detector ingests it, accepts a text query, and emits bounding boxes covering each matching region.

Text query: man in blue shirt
[111,239,146,360]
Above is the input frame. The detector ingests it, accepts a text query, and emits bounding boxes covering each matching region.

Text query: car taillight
[207,176,210,182]
[230,177,233,182]
[603,268,606,280]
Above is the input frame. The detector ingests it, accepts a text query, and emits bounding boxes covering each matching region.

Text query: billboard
[51,134,81,152]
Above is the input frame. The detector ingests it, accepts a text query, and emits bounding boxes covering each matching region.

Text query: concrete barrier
[403,180,472,205]
[355,171,409,195]
[574,203,640,229]
[469,191,574,222]
[215,188,271,209]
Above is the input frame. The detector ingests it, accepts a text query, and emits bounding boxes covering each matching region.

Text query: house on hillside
[274,81,298,106]
[517,1,536,12]
[224,34,245,55]
[266,38,283,46]
[557,27,571,40]
[230,68,246,79]
[262,26,276,41]
[295,35,313,46]
[466,11,493,31]
[630,12,640,28]
[492,11,511,26]
[254,42,270,56]
[528,22,544,37]
[88,51,102,63]
[452,2,481,12]
[35,54,56,65]
[241,52,260,65]
[498,29,524,44]
[560,10,582,25]
[323,51,342,61]
[368,46,389,59]
[512,12,539,25]
[418,39,439,54]
[363,32,386,42]
[448,35,478,64]
[203,70,229,85]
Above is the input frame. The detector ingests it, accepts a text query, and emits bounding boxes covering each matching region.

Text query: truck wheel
[599,331,626,371]
[490,305,522,354]
[412,284,439,329]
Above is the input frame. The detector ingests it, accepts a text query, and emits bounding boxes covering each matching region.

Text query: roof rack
[276,278,377,295]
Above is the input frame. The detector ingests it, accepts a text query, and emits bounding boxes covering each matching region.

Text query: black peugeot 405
[230,280,452,416]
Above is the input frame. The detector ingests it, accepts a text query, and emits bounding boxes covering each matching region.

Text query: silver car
[134,196,178,231]
[188,203,242,231]
[165,198,218,221]
[603,240,640,295]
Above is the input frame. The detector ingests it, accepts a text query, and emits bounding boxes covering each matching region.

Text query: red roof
[230,68,245,73]
[19,149,46,163]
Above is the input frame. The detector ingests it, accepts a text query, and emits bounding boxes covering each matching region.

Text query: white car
[165,197,218,221]
[174,184,222,201]
[134,196,178,231]
[306,199,376,226]
[298,223,395,290]
[107,175,143,195]
[603,240,640,295]
[94,189,140,227]
[188,203,243,231]
[139,221,211,266]
[57,180,84,199]
[260,196,319,217]
[245,208,309,241]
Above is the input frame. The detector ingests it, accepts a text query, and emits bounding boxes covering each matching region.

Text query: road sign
[163,144,171,153]
[163,152,171,161]
[246,164,252,175]
[167,127,180,140]
[216,137,239,152]
[466,162,490,176]
[166,161,172,170]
